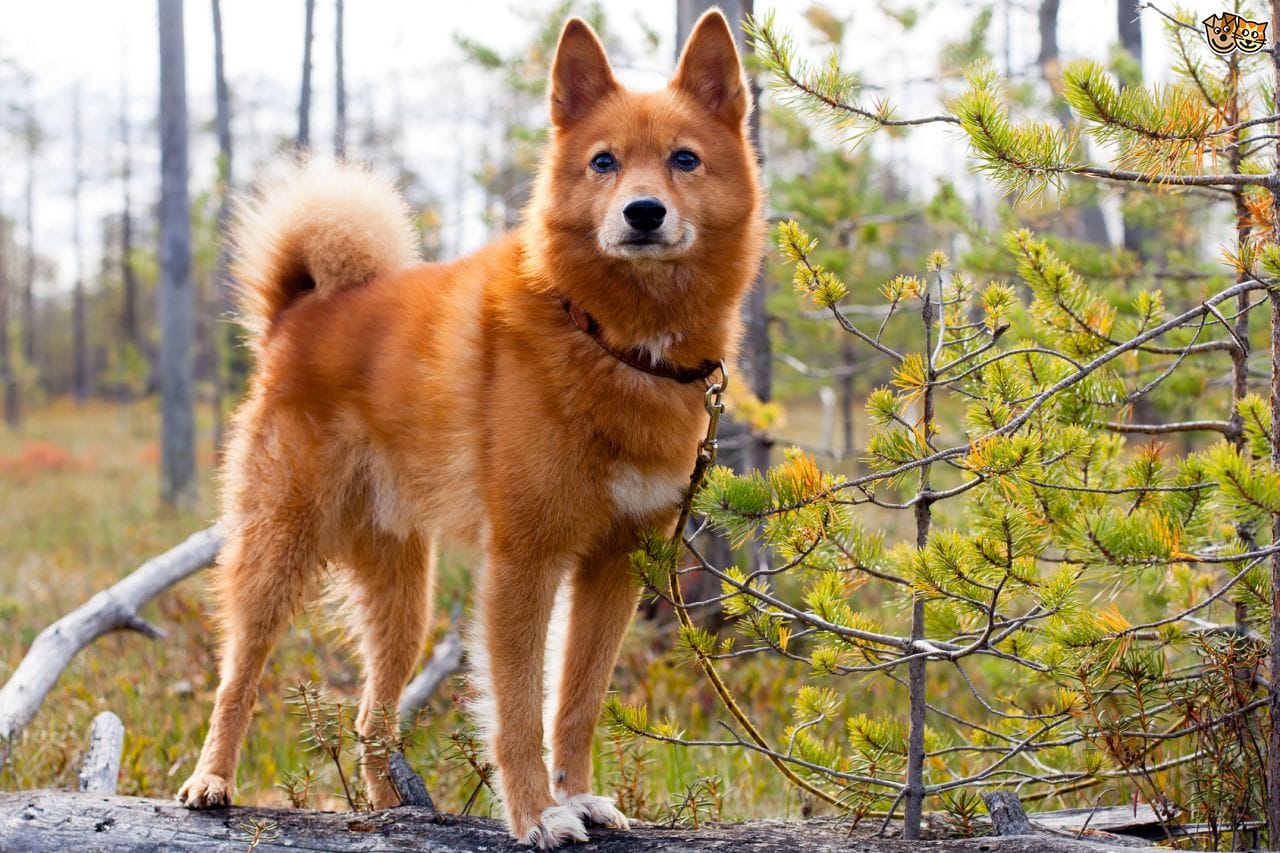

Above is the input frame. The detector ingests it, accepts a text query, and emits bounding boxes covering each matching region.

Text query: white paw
[517,804,589,849]
[176,772,233,809]
[556,791,630,830]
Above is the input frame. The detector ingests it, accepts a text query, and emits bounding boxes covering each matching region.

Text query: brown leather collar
[560,297,722,385]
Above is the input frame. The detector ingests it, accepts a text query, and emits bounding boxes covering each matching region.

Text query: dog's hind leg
[548,546,637,829]
[178,517,318,808]
[345,528,435,808]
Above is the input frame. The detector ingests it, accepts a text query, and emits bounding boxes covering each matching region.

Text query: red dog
[178,10,762,847]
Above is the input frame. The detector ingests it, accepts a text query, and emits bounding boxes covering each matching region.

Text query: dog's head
[533,12,760,269]
[1203,13,1239,54]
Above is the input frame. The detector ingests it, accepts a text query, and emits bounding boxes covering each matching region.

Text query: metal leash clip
[698,361,728,467]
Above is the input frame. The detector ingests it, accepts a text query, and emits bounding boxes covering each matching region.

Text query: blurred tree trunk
[840,339,856,454]
[1038,0,1109,245]
[673,0,769,620]
[71,87,89,403]
[1116,0,1150,257]
[120,69,141,358]
[334,0,346,158]
[1116,0,1142,75]
[1115,0,1155,431]
[0,217,18,428]
[158,0,197,509]
[296,0,315,152]
[212,0,234,458]
[679,0,771,473]
[22,105,38,374]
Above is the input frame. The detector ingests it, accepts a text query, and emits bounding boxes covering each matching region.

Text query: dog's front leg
[549,546,636,829]
[482,549,587,848]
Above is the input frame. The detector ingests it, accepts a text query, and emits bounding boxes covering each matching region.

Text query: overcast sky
[0,1,1209,299]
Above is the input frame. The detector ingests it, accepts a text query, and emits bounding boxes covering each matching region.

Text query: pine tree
[610,5,1280,846]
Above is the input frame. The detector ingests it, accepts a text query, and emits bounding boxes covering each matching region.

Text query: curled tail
[231,162,420,342]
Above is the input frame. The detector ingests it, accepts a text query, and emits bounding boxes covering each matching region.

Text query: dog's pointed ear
[671,10,750,128]
[549,18,618,128]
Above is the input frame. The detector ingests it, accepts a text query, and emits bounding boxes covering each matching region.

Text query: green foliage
[1203,442,1280,526]
[747,11,883,143]
[939,6,991,75]
[778,219,849,308]
[1061,59,1211,173]
[623,9,1280,840]
[285,681,368,811]
[951,61,1078,200]
[631,529,679,592]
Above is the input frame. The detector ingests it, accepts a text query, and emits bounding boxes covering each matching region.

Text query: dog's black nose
[623,197,666,232]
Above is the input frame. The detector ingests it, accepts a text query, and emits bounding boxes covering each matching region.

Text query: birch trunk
[71,88,88,403]
[158,0,197,509]
[334,0,346,158]
[0,213,17,427]
[211,0,234,457]
[21,104,37,371]
[296,0,316,151]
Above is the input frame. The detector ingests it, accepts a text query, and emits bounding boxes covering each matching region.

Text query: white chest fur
[609,463,688,519]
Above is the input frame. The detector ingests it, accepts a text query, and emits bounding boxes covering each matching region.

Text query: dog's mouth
[612,237,685,260]
[598,223,697,261]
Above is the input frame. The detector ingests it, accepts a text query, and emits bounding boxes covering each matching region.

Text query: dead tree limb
[399,623,463,726]
[0,526,222,763]
[0,790,1168,852]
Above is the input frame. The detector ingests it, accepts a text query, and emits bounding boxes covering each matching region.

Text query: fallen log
[1031,803,1182,841]
[0,790,1171,852]
[0,525,222,763]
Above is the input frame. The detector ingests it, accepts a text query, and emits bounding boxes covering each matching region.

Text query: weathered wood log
[1031,804,1179,841]
[0,525,222,764]
[398,624,463,726]
[984,791,1033,836]
[77,712,124,795]
[0,790,1172,852]
[387,752,434,810]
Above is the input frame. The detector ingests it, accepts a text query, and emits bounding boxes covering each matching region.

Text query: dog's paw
[556,792,630,830]
[177,772,233,809]
[516,804,589,849]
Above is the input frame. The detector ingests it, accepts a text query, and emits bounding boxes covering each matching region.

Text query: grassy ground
[0,398,831,822]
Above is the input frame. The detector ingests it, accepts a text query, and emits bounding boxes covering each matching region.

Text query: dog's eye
[590,152,617,173]
[671,149,701,172]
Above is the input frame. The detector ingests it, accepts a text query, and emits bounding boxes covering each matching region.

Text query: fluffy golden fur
[177,10,763,848]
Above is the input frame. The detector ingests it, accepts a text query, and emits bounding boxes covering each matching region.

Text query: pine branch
[745,11,959,136]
